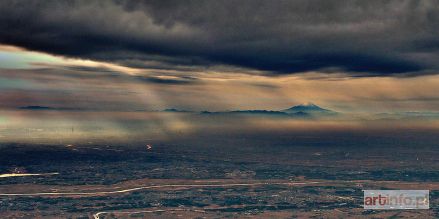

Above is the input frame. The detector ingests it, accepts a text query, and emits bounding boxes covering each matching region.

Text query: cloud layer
[1,0,439,76]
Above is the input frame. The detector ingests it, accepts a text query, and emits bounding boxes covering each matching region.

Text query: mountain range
[198,103,338,118]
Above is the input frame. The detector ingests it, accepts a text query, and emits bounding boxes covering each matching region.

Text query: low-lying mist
[1,110,439,146]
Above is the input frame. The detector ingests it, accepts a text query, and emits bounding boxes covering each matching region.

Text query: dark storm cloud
[1,0,439,76]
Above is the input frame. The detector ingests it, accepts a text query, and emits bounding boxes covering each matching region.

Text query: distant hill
[18,106,78,111]
[200,110,290,117]
[228,110,288,115]
[19,106,55,110]
[162,108,191,113]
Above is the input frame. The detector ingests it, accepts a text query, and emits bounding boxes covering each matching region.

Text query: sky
[1,0,439,113]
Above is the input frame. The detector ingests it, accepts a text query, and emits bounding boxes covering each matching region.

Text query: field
[1,124,438,218]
